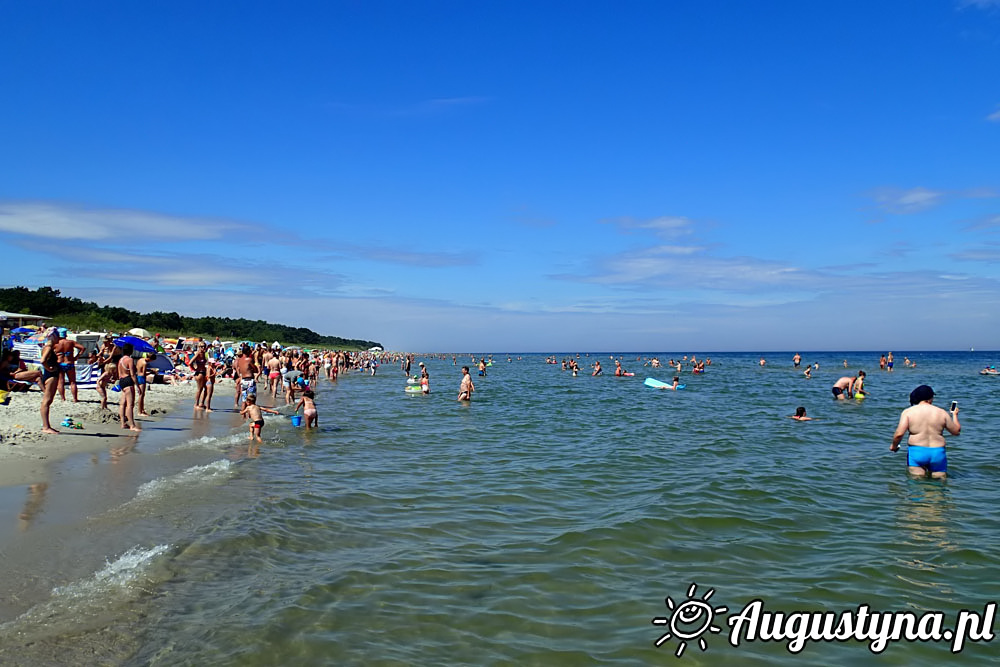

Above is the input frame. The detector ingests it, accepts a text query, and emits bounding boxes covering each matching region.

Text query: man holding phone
[890,385,961,479]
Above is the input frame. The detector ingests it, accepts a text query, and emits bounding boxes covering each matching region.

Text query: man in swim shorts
[831,371,864,399]
[890,384,960,479]
[234,344,258,408]
[457,366,474,402]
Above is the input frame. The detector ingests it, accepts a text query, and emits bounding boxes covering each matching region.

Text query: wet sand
[0,382,203,488]
[0,378,265,664]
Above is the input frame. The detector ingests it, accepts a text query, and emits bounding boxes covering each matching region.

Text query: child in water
[241,394,281,442]
[294,389,319,428]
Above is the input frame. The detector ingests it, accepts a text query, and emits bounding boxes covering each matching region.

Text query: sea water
[0,352,998,665]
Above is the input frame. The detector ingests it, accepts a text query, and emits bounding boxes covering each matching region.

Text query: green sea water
[0,352,997,665]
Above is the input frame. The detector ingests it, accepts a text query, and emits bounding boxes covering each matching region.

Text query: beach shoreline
[0,381,214,489]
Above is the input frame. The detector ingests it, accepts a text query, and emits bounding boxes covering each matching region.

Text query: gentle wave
[0,544,170,644]
[133,460,234,502]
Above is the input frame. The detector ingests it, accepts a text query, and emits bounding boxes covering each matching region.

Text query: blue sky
[1,1,999,351]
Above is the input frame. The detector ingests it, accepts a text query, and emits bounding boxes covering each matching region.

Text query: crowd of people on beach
[0,326,974,481]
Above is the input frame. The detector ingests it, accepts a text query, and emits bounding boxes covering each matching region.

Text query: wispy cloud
[962,214,1000,231]
[326,96,491,118]
[552,244,818,292]
[951,245,1000,262]
[867,186,998,215]
[958,0,1000,9]
[988,107,1000,122]
[0,201,249,241]
[869,187,946,214]
[601,215,697,239]
[328,243,477,267]
[17,239,350,294]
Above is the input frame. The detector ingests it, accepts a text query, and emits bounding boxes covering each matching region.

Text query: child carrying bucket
[294,390,318,428]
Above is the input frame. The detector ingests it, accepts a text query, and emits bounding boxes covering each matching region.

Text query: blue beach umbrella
[114,335,155,354]
[10,327,34,334]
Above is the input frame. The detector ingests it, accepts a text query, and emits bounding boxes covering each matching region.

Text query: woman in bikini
[54,330,86,403]
[39,328,62,434]
[191,342,208,410]
[294,389,319,428]
[117,343,141,432]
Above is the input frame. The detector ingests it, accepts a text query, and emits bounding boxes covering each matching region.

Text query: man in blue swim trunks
[890,385,960,479]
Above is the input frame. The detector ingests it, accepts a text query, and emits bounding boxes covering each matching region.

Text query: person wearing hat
[890,385,960,479]
[419,361,429,394]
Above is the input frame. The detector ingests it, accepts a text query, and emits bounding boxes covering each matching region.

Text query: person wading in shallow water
[890,384,960,479]
[457,366,475,402]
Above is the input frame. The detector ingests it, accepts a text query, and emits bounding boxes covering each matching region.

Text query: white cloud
[0,201,248,241]
[870,187,945,214]
[602,215,697,239]
[554,244,816,292]
[959,0,1000,9]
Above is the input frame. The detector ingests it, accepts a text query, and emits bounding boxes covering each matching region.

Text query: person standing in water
[458,366,475,402]
[419,362,430,394]
[832,371,864,400]
[890,385,960,479]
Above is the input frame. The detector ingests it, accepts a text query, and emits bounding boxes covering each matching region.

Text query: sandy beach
[0,381,206,488]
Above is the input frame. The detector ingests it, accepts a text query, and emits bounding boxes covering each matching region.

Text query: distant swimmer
[788,406,814,421]
[592,360,602,376]
[614,360,626,376]
[792,353,801,368]
[886,351,894,372]
[832,371,865,400]
[803,366,812,379]
[759,357,766,367]
[457,366,475,402]
[890,385,960,479]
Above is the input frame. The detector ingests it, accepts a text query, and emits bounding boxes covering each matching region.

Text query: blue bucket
[290,415,303,427]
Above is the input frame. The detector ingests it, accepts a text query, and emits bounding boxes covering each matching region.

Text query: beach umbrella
[10,327,34,334]
[114,335,156,354]
[128,327,152,339]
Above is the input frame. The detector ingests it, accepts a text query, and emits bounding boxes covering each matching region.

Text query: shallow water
[0,352,998,664]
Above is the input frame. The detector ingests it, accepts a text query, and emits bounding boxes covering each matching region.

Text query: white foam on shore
[0,544,170,640]
[51,544,170,600]
[165,431,246,452]
[133,460,233,502]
